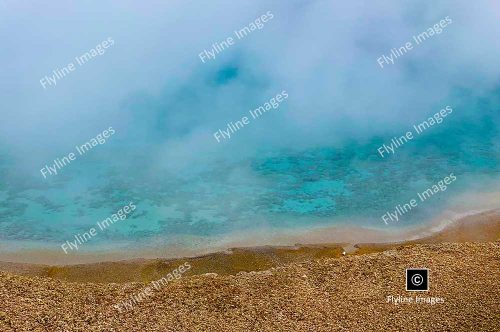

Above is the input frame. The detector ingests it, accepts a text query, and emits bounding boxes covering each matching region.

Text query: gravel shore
[1,241,498,331]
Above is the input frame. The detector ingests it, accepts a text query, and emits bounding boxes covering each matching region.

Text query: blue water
[0,97,498,250]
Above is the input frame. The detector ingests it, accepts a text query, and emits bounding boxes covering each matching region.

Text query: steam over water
[0,1,498,253]
[1,102,498,250]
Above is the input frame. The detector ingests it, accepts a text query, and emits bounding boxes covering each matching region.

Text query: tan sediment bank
[1,241,498,330]
[0,211,498,331]
[0,209,498,283]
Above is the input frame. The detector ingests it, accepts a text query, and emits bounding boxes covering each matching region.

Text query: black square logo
[406,268,429,291]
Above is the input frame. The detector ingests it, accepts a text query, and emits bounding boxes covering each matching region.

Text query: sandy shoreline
[1,209,498,283]
[1,241,498,331]
[1,210,498,331]
[1,198,498,265]
[3,186,499,266]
